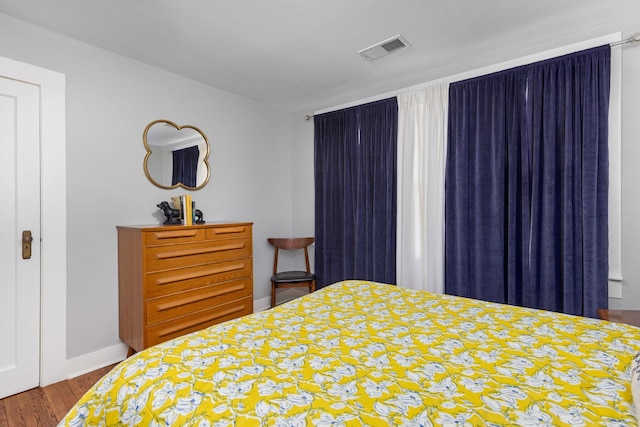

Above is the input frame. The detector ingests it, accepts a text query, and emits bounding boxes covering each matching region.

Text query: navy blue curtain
[445,46,610,318]
[172,145,200,187]
[314,98,398,289]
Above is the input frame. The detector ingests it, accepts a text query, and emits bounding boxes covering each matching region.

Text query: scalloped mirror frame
[143,119,211,190]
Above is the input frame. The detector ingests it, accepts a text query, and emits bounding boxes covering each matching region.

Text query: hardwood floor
[0,364,117,427]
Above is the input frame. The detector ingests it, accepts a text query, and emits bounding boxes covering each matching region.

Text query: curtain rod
[610,32,640,47]
[305,32,639,121]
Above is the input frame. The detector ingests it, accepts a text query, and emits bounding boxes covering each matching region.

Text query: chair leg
[271,282,276,308]
[310,279,316,293]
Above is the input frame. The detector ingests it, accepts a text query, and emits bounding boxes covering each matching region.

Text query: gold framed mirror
[143,119,211,190]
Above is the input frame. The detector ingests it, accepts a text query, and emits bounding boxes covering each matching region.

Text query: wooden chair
[268,237,316,308]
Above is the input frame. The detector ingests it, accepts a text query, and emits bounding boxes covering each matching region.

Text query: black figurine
[157,201,181,225]
[195,209,205,224]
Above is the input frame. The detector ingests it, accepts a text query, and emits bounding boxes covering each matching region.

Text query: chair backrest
[267,237,314,274]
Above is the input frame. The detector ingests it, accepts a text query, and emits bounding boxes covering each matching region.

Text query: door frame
[0,56,67,387]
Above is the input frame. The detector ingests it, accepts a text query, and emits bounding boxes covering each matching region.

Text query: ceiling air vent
[358,35,411,61]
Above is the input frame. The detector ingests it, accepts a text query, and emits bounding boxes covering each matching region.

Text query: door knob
[22,230,33,259]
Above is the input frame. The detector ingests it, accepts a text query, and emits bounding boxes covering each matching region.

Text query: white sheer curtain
[396,83,448,293]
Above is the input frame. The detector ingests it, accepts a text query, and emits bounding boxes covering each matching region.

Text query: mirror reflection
[143,120,210,190]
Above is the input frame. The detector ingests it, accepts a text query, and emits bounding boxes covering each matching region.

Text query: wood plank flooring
[0,363,117,427]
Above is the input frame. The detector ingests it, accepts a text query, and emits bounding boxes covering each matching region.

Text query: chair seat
[271,271,316,283]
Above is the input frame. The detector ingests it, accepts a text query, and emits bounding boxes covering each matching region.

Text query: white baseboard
[254,289,309,312]
[608,278,623,299]
[254,295,271,312]
[64,342,128,380]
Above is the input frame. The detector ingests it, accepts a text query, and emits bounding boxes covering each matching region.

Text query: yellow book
[184,195,192,226]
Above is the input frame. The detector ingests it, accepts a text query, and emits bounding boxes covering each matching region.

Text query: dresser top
[117,222,253,232]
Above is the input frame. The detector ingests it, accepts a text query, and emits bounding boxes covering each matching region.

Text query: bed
[59,280,640,426]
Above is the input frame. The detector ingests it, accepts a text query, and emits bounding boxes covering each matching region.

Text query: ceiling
[0,0,638,113]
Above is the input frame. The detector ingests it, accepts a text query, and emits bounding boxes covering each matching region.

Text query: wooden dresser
[117,222,253,353]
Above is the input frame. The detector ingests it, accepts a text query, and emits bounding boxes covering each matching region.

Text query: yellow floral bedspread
[60,281,640,426]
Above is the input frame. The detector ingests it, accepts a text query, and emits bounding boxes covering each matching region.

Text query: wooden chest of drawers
[117,222,253,353]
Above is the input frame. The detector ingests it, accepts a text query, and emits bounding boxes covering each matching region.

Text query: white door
[0,77,41,399]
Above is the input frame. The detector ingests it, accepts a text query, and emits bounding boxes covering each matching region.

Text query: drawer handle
[212,227,246,235]
[156,303,247,337]
[154,262,247,285]
[155,283,246,311]
[155,243,246,260]
[153,230,199,239]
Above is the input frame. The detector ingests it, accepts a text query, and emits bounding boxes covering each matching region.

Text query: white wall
[291,116,316,269]
[0,13,296,362]
[292,17,640,310]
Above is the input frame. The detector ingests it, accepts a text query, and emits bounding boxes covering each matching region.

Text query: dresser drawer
[146,296,253,347]
[146,278,252,325]
[145,258,253,298]
[145,237,252,272]
[205,224,252,240]
[143,228,206,246]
